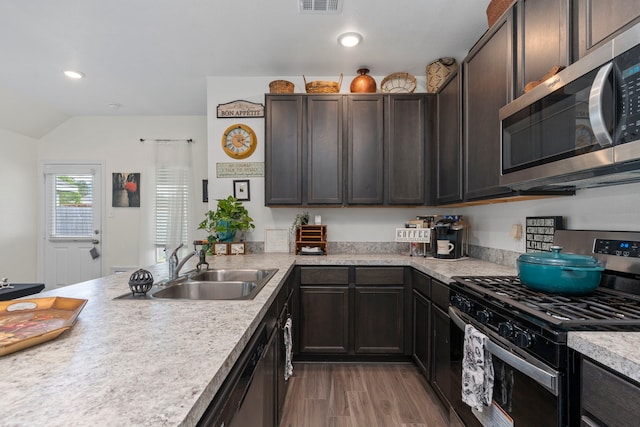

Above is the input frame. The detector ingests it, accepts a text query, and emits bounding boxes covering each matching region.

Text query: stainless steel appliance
[449,230,640,427]
[499,22,640,190]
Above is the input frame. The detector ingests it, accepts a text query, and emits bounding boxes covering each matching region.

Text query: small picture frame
[264,227,290,253]
[233,179,250,201]
[230,242,246,255]
[214,243,229,256]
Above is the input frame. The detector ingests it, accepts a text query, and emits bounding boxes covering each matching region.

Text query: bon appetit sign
[216,100,264,118]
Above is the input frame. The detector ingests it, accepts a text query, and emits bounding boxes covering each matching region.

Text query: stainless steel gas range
[448,230,640,427]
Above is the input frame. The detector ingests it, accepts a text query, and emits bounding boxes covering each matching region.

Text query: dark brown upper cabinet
[463,9,516,201]
[306,95,344,205]
[515,0,570,97]
[386,94,430,205]
[266,93,430,206]
[346,95,385,204]
[574,0,640,60]
[435,69,463,205]
[265,95,303,205]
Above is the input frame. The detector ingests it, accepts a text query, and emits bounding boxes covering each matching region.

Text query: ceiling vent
[300,0,342,14]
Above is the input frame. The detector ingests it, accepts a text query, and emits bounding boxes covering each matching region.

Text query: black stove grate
[452,276,640,330]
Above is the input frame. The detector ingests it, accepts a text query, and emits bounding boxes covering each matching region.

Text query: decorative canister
[350,68,377,93]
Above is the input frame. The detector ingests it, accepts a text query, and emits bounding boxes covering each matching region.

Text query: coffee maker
[434,217,467,259]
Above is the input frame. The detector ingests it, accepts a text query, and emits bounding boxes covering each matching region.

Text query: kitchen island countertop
[0,253,515,426]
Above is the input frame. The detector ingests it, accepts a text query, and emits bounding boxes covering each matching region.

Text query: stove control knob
[451,295,472,313]
[475,310,492,324]
[451,295,464,308]
[514,330,533,348]
[498,322,514,338]
[460,299,473,314]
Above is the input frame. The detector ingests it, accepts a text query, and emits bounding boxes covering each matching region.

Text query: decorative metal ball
[128,269,154,295]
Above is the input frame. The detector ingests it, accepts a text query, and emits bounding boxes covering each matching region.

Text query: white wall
[38,116,208,274]
[460,182,640,253]
[0,129,38,282]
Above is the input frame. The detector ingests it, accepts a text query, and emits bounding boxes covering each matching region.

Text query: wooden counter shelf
[295,225,327,255]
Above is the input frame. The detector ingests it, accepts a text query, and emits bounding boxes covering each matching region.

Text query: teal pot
[517,246,604,295]
[216,220,236,243]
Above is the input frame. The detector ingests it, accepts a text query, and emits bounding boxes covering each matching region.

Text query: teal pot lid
[518,246,602,268]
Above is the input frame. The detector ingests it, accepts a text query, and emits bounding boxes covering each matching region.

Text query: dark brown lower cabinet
[296,266,407,357]
[412,289,431,378]
[581,357,640,427]
[354,286,404,353]
[431,279,451,408]
[299,286,349,353]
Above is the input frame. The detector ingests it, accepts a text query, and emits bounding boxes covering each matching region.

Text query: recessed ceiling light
[338,32,362,47]
[64,70,85,79]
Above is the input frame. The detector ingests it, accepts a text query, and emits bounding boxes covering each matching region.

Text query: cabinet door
[413,289,431,378]
[463,12,515,200]
[386,94,426,205]
[354,286,404,353]
[431,305,451,407]
[436,70,463,204]
[265,95,303,205]
[347,95,385,204]
[306,96,343,204]
[581,358,640,427]
[299,286,349,353]
[516,0,569,96]
[576,0,640,59]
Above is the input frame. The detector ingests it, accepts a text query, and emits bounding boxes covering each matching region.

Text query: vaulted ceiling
[0,0,491,123]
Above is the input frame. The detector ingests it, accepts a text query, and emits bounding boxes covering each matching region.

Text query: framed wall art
[233,179,250,201]
[112,172,140,207]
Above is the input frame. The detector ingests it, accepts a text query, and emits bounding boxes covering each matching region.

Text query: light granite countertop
[568,332,640,383]
[0,254,515,427]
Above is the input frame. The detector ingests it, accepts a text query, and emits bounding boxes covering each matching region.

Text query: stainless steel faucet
[168,243,197,280]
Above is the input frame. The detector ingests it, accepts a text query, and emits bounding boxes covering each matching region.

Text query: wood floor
[279,363,449,427]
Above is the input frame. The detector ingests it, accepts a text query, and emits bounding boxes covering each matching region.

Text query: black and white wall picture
[233,179,250,201]
[113,172,140,207]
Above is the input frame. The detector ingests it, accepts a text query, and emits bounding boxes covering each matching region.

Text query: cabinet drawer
[582,359,640,427]
[299,267,349,285]
[355,267,404,285]
[431,280,450,312]
[412,270,431,298]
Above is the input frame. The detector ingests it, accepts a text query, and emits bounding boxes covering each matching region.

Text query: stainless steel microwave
[499,22,640,190]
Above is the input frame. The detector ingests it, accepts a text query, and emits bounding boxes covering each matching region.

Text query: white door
[43,163,102,289]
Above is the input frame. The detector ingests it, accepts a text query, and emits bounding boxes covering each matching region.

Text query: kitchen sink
[114,268,278,301]
[188,269,276,283]
[152,280,258,300]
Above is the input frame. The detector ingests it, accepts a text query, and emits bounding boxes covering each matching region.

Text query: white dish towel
[283,317,294,381]
[461,323,494,412]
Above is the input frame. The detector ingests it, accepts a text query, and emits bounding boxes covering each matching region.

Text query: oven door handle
[449,306,560,396]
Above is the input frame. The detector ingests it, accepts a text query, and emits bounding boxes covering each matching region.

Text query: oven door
[449,307,564,427]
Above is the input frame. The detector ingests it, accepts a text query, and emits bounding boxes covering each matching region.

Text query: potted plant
[199,196,255,253]
[291,212,309,234]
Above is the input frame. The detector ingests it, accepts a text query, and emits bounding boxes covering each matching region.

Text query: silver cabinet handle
[449,306,560,396]
[589,62,614,147]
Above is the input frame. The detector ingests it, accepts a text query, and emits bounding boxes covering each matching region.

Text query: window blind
[155,168,189,247]
[48,174,94,238]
